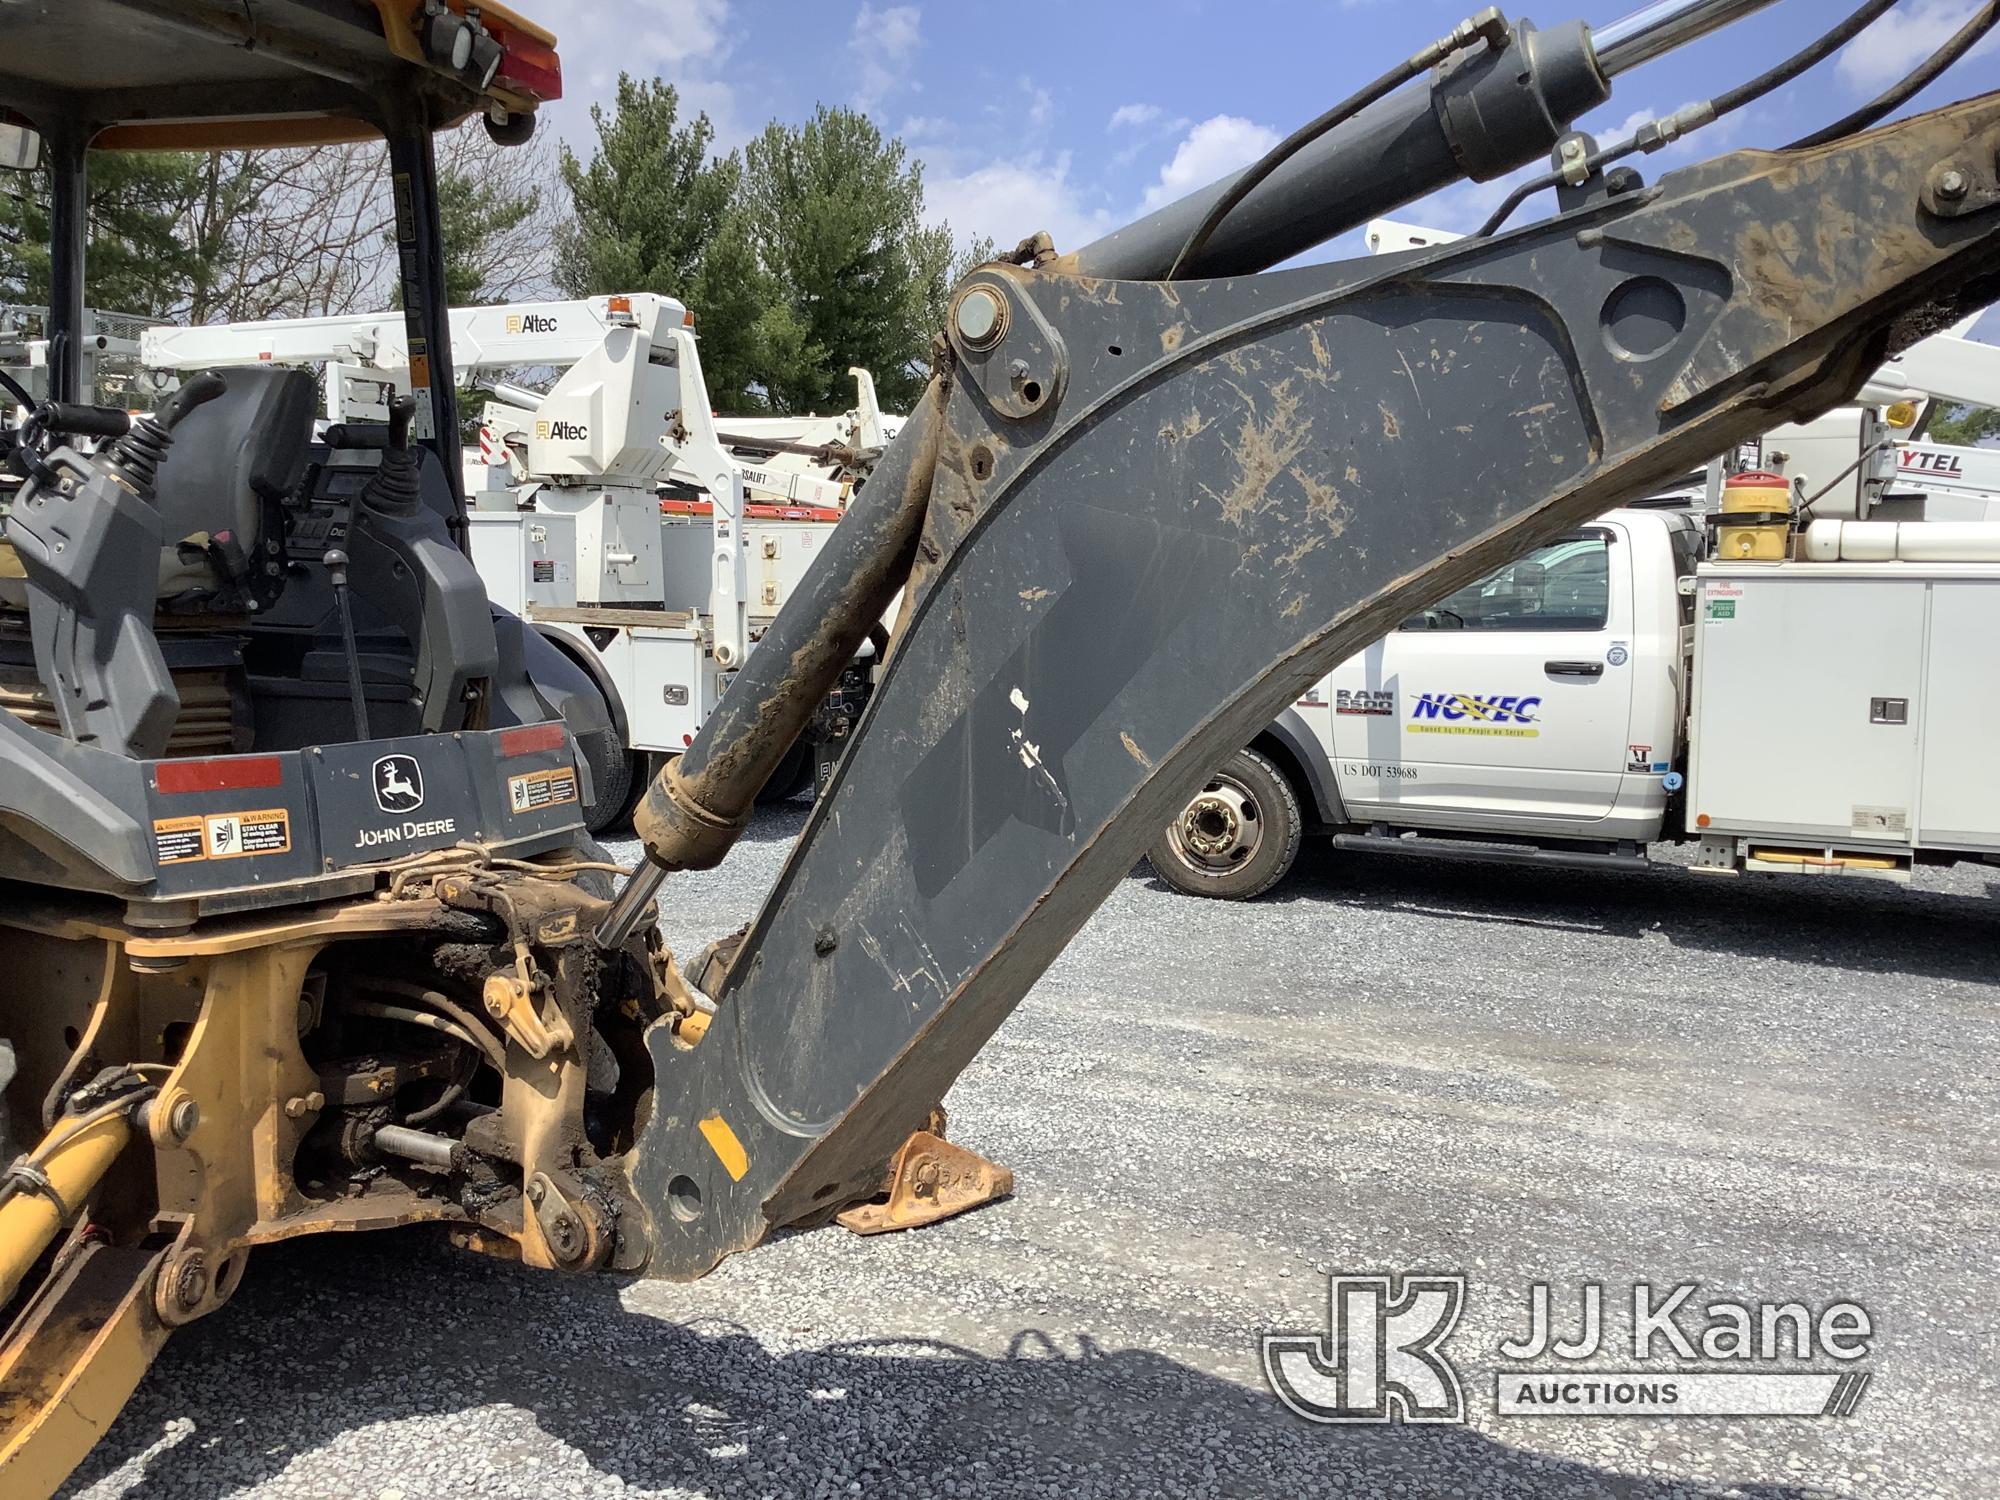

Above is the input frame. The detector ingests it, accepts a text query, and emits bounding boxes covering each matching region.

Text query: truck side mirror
[0,122,42,173]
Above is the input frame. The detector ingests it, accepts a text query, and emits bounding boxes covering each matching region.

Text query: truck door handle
[1544,660,1604,678]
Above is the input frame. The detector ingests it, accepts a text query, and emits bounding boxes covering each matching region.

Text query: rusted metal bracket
[834,1130,1014,1237]
[480,972,571,1059]
[525,1170,613,1270]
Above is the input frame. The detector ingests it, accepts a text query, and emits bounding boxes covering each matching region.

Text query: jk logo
[1262,1273,1467,1423]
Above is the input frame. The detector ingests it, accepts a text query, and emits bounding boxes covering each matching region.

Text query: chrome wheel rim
[1169,772,1263,874]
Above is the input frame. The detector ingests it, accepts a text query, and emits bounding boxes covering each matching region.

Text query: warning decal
[508,767,580,815]
[154,809,292,863]
[204,809,291,860]
[154,816,206,864]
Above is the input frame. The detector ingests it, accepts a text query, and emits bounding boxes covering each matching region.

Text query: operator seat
[153,365,316,609]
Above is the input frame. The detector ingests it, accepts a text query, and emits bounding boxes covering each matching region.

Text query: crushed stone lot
[68,806,2000,1500]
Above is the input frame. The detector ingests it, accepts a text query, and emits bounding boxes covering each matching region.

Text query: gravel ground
[66,808,2000,1500]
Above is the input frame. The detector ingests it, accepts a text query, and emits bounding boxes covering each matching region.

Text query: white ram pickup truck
[1152,506,2000,897]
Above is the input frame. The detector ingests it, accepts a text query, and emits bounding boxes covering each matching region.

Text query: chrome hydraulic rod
[596,855,664,952]
[1590,0,1783,75]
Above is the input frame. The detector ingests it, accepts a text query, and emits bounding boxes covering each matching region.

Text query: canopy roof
[0,0,559,149]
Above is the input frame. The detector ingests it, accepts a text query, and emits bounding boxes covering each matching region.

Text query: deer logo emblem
[372,755,425,814]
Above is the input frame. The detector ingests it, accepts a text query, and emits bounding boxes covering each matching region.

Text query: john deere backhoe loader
[2,0,1998,1492]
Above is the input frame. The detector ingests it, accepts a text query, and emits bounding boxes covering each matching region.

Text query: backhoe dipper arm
[624,95,2000,1279]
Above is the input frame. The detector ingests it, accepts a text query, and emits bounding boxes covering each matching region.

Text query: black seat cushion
[153,365,316,562]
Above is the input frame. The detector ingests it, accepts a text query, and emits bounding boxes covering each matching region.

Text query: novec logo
[506,313,559,335]
[1411,693,1541,723]
[1408,693,1543,739]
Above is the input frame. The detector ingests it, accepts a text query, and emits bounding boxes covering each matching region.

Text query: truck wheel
[577,728,636,836]
[1148,748,1302,900]
[756,740,814,804]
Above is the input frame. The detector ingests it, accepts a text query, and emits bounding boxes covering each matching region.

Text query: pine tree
[0,149,214,316]
[553,76,776,408]
[1925,403,2000,447]
[740,107,968,412]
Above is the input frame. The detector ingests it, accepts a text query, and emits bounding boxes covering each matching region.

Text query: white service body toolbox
[1688,560,2000,857]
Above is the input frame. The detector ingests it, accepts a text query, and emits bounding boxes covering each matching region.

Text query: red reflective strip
[155,756,284,794]
[500,723,568,757]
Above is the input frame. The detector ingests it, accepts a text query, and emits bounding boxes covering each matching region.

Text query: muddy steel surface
[66,805,1999,1499]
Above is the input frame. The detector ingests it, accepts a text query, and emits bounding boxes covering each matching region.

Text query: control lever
[341,390,502,734]
[2,370,228,757]
[359,393,421,515]
[33,403,131,441]
[157,372,229,431]
[105,371,228,498]
[323,549,371,740]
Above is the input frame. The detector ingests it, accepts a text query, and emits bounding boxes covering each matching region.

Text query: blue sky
[539,0,2000,311]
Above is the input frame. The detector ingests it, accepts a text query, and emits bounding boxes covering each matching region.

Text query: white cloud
[1140,115,1281,213]
[864,2,922,57]
[921,151,1115,254]
[542,0,749,153]
[1109,103,1163,131]
[1836,0,2000,92]
[1021,79,1055,134]
[851,3,923,117]
[634,0,734,67]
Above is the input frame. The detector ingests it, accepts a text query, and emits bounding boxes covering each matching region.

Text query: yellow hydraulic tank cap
[1715,469,1793,560]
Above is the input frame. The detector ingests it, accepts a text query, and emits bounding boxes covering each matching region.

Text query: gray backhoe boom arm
[622,91,2000,1279]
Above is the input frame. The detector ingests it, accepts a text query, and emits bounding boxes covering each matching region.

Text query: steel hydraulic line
[1165,10,1511,279]
[1477,0,1904,236]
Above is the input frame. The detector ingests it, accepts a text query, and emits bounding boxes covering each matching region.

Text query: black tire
[576,727,636,836]
[1147,748,1302,900]
[755,739,814,805]
[565,833,619,901]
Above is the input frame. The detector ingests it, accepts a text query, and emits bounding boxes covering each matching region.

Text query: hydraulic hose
[1478,0,1903,235]
[1788,0,2000,149]
[1165,10,1510,278]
